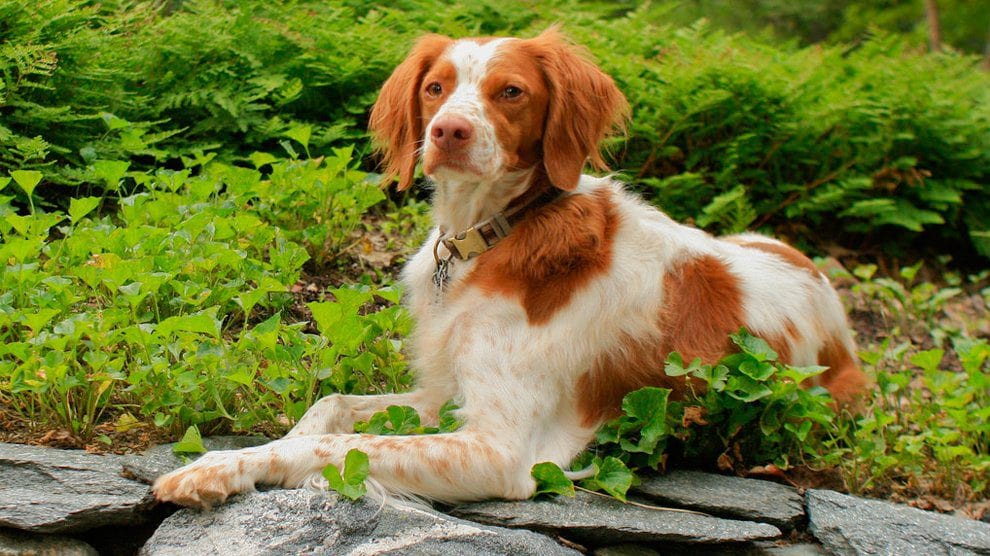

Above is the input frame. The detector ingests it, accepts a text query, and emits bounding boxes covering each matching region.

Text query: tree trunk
[925,0,942,53]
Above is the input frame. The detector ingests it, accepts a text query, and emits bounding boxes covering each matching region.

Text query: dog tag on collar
[432,235,453,299]
[432,257,450,297]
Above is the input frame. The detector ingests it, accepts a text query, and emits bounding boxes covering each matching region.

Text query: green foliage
[826,337,990,499]
[531,462,576,497]
[0,152,408,439]
[353,401,462,435]
[592,329,834,475]
[2,0,987,261]
[245,146,385,270]
[322,448,370,501]
[172,425,207,456]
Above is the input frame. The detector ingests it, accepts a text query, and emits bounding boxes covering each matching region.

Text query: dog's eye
[426,82,443,97]
[501,86,523,99]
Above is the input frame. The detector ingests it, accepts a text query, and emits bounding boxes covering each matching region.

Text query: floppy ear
[524,28,629,191]
[369,35,452,190]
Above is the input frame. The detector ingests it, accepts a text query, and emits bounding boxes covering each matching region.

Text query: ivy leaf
[322,449,369,501]
[739,360,776,382]
[731,329,778,361]
[531,462,575,497]
[725,375,774,402]
[619,387,670,454]
[664,352,703,377]
[172,425,207,455]
[581,457,634,501]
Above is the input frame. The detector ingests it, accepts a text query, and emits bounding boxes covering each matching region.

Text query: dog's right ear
[369,35,452,191]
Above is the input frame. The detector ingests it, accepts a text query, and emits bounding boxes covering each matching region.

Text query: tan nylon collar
[436,187,563,261]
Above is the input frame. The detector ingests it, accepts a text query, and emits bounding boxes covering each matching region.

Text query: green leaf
[438,400,463,433]
[100,112,131,130]
[91,160,130,191]
[322,449,369,500]
[619,387,670,454]
[249,152,278,169]
[156,307,222,338]
[386,405,421,434]
[531,462,575,497]
[725,375,774,402]
[731,329,778,361]
[69,196,101,223]
[665,352,703,377]
[582,457,634,501]
[285,124,312,152]
[11,170,42,197]
[0,176,10,192]
[910,349,944,374]
[739,360,776,382]
[172,425,207,455]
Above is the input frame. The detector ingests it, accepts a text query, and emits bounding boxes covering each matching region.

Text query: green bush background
[3,0,989,262]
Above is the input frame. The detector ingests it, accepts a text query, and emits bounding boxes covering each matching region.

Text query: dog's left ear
[524,27,629,191]
[370,35,453,191]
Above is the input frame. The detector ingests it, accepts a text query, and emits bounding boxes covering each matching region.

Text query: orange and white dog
[153,29,867,508]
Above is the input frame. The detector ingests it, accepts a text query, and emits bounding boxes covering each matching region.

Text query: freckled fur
[153,28,868,510]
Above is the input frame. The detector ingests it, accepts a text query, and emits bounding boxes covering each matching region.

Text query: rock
[632,470,805,530]
[451,491,782,547]
[592,544,661,555]
[0,529,98,556]
[121,436,269,485]
[806,489,990,555]
[140,489,577,555]
[593,541,828,556]
[0,443,154,534]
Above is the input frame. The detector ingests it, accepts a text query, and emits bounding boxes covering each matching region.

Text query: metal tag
[432,257,450,299]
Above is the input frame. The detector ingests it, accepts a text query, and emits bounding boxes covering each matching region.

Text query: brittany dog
[153,28,867,508]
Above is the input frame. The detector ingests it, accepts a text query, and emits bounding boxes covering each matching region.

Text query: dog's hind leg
[286,388,453,436]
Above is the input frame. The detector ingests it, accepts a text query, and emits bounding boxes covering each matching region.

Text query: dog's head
[369,27,629,192]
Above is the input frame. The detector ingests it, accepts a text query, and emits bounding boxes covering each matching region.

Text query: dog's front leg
[286,387,453,437]
[152,428,534,507]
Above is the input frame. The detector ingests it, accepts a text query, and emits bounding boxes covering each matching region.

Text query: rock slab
[0,529,98,556]
[633,470,805,530]
[452,491,782,546]
[0,443,154,534]
[140,488,577,555]
[121,436,269,485]
[806,489,990,555]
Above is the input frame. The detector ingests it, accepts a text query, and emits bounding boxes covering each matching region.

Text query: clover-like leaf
[322,449,369,501]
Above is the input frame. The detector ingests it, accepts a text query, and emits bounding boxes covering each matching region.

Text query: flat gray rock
[633,470,805,530]
[451,491,781,546]
[806,489,990,555]
[140,488,577,555]
[0,443,154,534]
[121,435,269,484]
[0,529,98,556]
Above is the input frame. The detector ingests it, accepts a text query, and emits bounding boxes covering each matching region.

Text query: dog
[153,28,867,508]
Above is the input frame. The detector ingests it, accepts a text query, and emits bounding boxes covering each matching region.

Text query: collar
[435,187,564,261]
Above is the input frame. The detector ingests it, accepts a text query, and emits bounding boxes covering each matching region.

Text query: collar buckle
[443,226,489,260]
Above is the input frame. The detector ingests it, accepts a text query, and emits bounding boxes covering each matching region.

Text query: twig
[573,486,711,516]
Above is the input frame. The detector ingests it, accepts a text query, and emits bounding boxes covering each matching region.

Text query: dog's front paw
[152,451,257,509]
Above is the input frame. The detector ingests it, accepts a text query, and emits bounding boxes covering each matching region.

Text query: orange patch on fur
[467,188,618,325]
[576,255,747,426]
[659,255,746,364]
[731,238,822,278]
[817,336,869,406]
